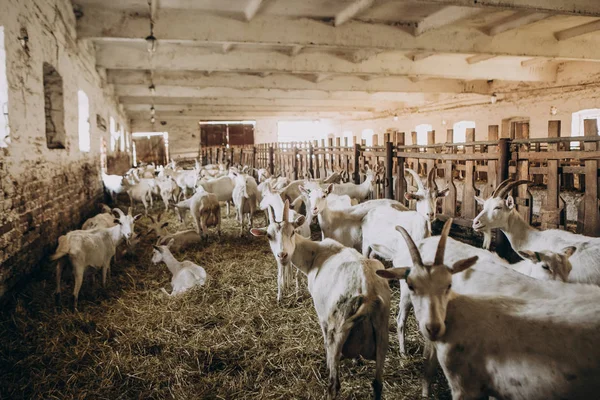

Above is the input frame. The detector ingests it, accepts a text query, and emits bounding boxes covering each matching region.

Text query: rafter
[466,54,496,64]
[414,6,481,36]
[78,9,600,61]
[406,52,435,62]
[486,11,549,36]
[416,0,600,16]
[107,70,491,94]
[334,0,376,27]
[555,19,600,41]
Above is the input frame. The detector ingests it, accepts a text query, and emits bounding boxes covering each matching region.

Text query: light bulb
[150,116,156,124]
[490,93,497,104]
[550,106,557,115]
[145,35,157,53]
[393,115,398,121]
[150,106,155,116]
[149,84,156,95]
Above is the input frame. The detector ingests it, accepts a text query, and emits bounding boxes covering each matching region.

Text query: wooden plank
[581,119,600,236]
[396,132,406,203]
[485,125,499,198]
[394,152,500,161]
[462,128,477,219]
[517,150,600,160]
[516,123,532,224]
[541,120,562,229]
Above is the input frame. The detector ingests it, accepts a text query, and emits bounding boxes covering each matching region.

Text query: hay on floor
[0,202,451,399]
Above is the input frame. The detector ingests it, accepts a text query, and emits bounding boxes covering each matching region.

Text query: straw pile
[0,204,451,399]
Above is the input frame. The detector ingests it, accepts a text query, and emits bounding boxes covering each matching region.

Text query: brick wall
[0,0,130,298]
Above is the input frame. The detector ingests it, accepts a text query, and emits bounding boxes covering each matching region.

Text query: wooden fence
[200,120,600,238]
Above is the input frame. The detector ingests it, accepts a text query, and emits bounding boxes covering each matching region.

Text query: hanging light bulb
[490,93,498,104]
[149,84,156,95]
[150,105,156,116]
[550,106,558,115]
[393,114,399,121]
[150,116,156,124]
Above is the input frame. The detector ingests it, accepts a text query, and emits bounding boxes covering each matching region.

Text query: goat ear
[250,227,268,237]
[113,218,122,225]
[405,192,421,201]
[133,214,142,221]
[505,196,515,209]
[474,196,485,205]
[152,245,160,251]
[160,222,169,229]
[376,267,410,280]
[293,215,306,228]
[450,256,478,274]
[167,238,175,248]
[437,188,449,198]
[562,246,576,258]
[325,184,334,195]
[518,250,539,262]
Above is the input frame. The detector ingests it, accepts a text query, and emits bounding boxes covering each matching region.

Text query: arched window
[361,129,375,146]
[452,121,475,143]
[415,124,432,145]
[77,90,90,152]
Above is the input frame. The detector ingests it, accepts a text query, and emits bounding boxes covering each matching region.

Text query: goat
[51,208,140,310]
[392,235,579,362]
[122,175,153,215]
[81,204,115,230]
[101,172,126,203]
[232,172,259,236]
[251,201,390,400]
[330,165,382,202]
[173,188,221,238]
[197,175,234,217]
[378,219,600,400]
[145,213,203,252]
[302,183,400,248]
[404,167,448,227]
[473,178,600,285]
[152,239,207,296]
[156,176,181,211]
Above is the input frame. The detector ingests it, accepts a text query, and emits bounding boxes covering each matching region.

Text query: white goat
[156,176,181,211]
[152,239,207,296]
[404,167,449,226]
[197,176,234,217]
[173,188,221,238]
[101,172,126,202]
[81,204,115,230]
[232,172,259,236]
[302,184,400,249]
[473,178,600,285]
[330,165,382,202]
[378,219,600,400]
[393,235,579,360]
[122,175,154,215]
[51,209,140,310]
[251,201,390,400]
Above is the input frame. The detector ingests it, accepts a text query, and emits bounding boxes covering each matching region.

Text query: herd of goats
[48,159,600,400]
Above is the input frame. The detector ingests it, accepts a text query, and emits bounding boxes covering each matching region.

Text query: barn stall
[2,0,600,399]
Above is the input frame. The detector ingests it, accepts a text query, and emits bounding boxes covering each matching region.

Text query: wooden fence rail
[200,121,600,237]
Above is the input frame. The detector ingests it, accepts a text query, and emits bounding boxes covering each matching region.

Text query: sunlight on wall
[77,90,90,152]
[415,124,432,145]
[452,121,476,143]
[277,120,331,142]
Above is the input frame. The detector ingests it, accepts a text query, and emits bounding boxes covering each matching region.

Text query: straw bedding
[0,203,451,399]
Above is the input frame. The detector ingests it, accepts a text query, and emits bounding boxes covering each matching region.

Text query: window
[361,129,375,146]
[109,117,118,151]
[571,109,600,149]
[0,27,9,148]
[415,124,432,145]
[43,63,66,149]
[132,141,137,167]
[277,120,328,142]
[452,121,475,143]
[119,124,125,151]
[77,90,90,152]
[125,131,130,152]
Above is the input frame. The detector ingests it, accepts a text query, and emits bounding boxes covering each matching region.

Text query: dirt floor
[0,201,451,399]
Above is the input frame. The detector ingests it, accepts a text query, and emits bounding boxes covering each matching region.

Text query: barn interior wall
[0,0,129,297]
[338,84,600,144]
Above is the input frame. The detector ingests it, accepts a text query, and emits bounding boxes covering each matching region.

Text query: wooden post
[411,131,417,146]
[579,119,600,236]
[293,146,299,181]
[396,132,406,203]
[308,142,314,179]
[386,141,394,199]
[462,128,477,219]
[516,124,532,225]
[541,121,562,230]
[444,129,457,217]
[486,125,499,198]
[495,138,511,254]
[354,143,361,184]
[268,145,274,176]
[426,130,436,175]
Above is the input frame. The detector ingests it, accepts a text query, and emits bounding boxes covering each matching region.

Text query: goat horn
[112,208,125,218]
[495,179,533,199]
[396,225,423,267]
[491,178,512,198]
[404,168,425,191]
[127,207,133,216]
[267,205,276,224]
[283,200,290,222]
[427,166,437,189]
[148,215,156,224]
[157,212,163,222]
[434,218,453,265]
